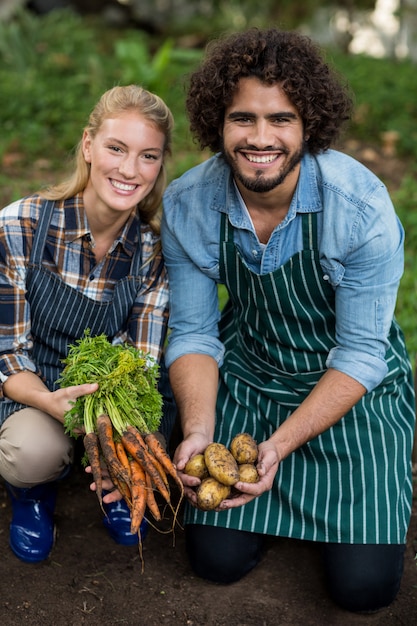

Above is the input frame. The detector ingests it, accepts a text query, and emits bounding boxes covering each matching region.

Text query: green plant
[330,51,417,160]
[0,8,112,166]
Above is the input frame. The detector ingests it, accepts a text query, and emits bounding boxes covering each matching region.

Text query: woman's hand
[85,464,123,504]
[48,382,99,426]
[2,370,99,427]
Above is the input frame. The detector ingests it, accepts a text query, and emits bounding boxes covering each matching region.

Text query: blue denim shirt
[161,150,404,392]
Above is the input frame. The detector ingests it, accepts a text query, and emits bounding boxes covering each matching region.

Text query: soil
[0,454,417,626]
[1,143,417,626]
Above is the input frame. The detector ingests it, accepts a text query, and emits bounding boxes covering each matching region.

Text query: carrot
[115,440,132,481]
[149,454,169,491]
[144,432,184,495]
[125,426,166,477]
[145,473,162,522]
[129,459,147,535]
[125,425,169,489]
[122,429,171,504]
[83,431,103,508]
[114,440,133,505]
[108,466,132,508]
[97,414,130,484]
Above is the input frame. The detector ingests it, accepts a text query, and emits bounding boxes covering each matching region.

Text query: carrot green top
[58,330,162,437]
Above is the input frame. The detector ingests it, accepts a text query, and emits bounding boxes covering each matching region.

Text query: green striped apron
[185,211,415,544]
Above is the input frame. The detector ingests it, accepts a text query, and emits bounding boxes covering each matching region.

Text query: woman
[0,84,174,562]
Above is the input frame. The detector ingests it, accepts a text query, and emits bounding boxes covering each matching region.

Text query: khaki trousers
[0,408,74,488]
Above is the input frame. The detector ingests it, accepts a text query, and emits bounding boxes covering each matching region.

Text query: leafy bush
[330,51,417,159]
[0,8,201,174]
[0,9,111,164]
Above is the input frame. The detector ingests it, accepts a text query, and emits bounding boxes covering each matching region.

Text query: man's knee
[322,543,405,613]
[185,524,264,584]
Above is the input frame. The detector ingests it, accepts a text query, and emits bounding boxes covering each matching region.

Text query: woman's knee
[0,408,73,486]
[321,543,405,613]
[185,524,264,584]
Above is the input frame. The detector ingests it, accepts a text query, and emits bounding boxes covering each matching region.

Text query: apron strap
[29,199,143,272]
[30,200,56,265]
[302,212,318,250]
[221,210,318,257]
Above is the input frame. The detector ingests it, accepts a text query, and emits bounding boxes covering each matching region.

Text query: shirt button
[323,274,329,281]
[252,250,258,257]
[89,274,95,281]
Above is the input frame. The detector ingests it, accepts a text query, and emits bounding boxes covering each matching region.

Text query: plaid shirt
[0,193,169,393]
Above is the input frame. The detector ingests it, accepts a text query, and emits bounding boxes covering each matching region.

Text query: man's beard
[222,144,305,193]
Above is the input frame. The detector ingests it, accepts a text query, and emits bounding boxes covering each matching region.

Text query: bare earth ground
[1,143,417,625]
[0,460,416,626]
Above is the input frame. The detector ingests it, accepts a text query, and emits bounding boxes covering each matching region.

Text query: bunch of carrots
[58,331,183,540]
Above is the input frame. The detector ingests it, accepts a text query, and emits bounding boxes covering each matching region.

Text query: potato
[196,477,231,510]
[184,454,209,479]
[204,442,240,486]
[238,463,259,483]
[230,433,258,464]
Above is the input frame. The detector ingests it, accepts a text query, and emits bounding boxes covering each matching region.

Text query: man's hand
[173,432,212,506]
[218,440,280,510]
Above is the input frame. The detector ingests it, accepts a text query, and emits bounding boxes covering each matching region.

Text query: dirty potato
[204,442,240,486]
[184,454,209,479]
[238,463,259,483]
[230,433,258,464]
[196,477,231,510]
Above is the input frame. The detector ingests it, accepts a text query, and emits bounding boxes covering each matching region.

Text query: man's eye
[273,117,292,124]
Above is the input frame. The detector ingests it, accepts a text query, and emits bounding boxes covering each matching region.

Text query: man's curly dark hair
[186,28,354,155]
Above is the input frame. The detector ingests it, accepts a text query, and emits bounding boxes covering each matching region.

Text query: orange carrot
[144,432,184,495]
[145,473,162,522]
[122,429,171,504]
[115,440,132,481]
[97,414,130,484]
[125,426,168,481]
[114,440,132,505]
[84,431,103,508]
[129,459,147,535]
[109,467,132,508]
[149,454,169,491]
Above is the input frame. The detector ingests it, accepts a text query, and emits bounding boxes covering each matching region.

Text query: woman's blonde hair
[41,85,174,234]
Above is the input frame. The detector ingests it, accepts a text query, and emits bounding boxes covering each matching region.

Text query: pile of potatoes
[184,433,259,510]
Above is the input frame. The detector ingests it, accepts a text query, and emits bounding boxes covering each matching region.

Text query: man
[161,28,415,613]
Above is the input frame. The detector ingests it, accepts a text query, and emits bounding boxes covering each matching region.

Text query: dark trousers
[185,524,405,613]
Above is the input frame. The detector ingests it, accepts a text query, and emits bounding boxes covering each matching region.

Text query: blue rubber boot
[5,481,58,563]
[102,495,148,545]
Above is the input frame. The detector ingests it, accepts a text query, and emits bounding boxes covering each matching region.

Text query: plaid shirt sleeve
[0,199,43,397]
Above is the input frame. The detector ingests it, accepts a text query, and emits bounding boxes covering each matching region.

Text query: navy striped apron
[185,211,415,544]
[0,200,143,423]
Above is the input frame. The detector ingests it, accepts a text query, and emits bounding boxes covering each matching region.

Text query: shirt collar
[291,153,322,213]
[63,193,139,257]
